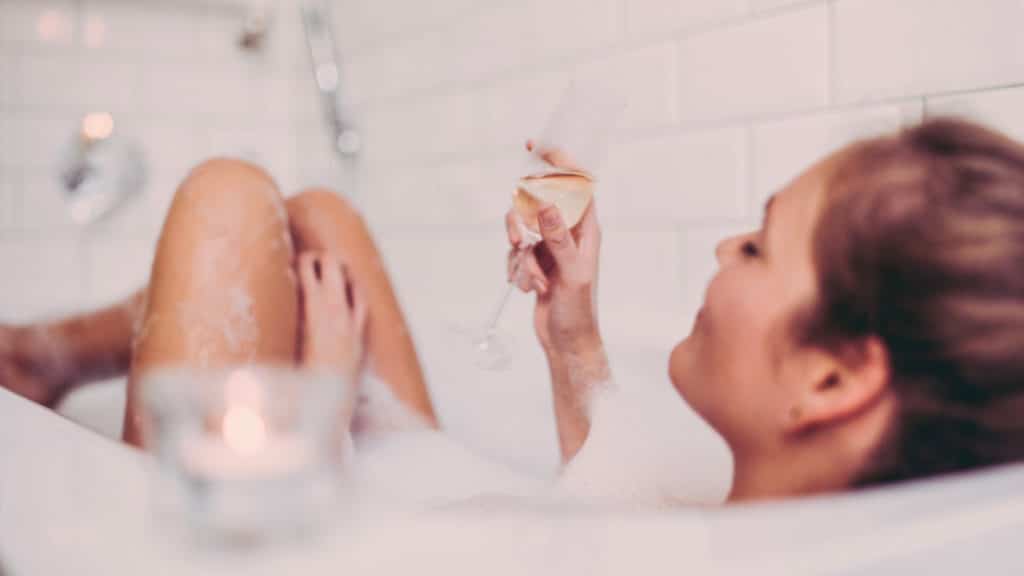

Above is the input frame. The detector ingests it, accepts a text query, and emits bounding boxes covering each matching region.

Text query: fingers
[505,210,523,248]
[298,251,360,317]
[507,247,549,295]
[538,203,578,271]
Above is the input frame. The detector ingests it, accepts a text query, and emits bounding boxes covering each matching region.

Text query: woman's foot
[0,325,71,408]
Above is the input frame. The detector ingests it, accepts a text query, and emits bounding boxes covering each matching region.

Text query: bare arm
[547,344,611,463]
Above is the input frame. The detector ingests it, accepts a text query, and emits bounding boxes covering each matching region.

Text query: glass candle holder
[141,366,354,549]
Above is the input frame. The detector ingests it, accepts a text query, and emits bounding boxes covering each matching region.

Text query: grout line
[743,123,756,220]
[347,0,832,107]
[826,0,838,107]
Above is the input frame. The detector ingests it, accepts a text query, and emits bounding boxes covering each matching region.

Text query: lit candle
[180,370,311,480]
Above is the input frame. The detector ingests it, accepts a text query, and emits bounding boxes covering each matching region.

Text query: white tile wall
[0,0,305,313]
[676,5,829,124]
[4,0,1024,479]
[750,101,923,204]
[835,0,1024,104]
[332,0,1024,476]
[927,86,1024,144]
[626,0,745,37]
[607,127,747,226]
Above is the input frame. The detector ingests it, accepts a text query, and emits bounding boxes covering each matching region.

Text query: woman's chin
[668,338,695,396]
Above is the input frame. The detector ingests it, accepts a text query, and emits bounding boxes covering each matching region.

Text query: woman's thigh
[122,158,298,445]
[286,189,437,426]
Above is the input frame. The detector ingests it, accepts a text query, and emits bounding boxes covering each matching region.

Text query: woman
[4,117,1024,501]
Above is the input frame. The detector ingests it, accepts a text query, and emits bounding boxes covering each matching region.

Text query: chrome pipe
[301,0,360,157]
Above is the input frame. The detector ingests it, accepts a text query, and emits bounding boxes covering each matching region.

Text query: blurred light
[222,406,267,456]
[36,9,72,44]
[83,15,107,49]
[82,112,114,141]
[315,63,339,91]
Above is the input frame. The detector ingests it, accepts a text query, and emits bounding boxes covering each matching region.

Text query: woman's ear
[785,336,890,435]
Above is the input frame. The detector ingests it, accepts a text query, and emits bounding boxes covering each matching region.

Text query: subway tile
[835,0,1024,104]
[436,158,487,226]
[677,224,754,325]
[676,4,829,124]
[626,0,745,37]
[449,2,535,83]
[84,233,155,308]
[576,42,677,131]
[480,71,571,155]
[927,86,1024,145]
[0,114,10,166]
[74,59,142,118]
[0,54,19,107]
[531,0,620,61]
[746,0,819,14]
[751,102,923,205]
[606,127,748,227]
[17,167,74,232]
[17,51,84,113]
[0,166,19,230]
[5,113,75,168]
[433,89,487,159]
[600,229,686,350]
[0,237,87,322]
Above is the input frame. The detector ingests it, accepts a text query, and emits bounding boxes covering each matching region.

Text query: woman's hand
[507,142,610,462]
[298,251,368,383]
[507,142,604,357]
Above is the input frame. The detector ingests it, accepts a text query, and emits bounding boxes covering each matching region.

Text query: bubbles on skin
[132,313,158,355]
[351,369,430,436]
[175,284,259,367]
[224,286,259,352]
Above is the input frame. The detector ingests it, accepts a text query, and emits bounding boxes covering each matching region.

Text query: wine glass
[459,76,626,371]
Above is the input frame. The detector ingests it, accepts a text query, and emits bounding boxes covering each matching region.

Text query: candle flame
[82,113,114,141]
[222,406,267,456]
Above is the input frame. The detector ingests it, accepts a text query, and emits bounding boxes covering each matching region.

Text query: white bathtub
[6,343,1023,575]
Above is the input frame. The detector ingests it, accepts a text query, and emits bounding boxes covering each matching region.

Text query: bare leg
[286,189,437,426]
[1,171,436,434]
[122,158,299,445]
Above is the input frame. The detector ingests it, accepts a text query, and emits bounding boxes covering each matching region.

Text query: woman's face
[669,153,836,453]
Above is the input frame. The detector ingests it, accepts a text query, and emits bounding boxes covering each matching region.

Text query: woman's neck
[727,449,853,502]
[727,395,896,503]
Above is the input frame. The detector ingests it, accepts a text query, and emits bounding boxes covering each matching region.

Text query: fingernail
[533,278,548,294]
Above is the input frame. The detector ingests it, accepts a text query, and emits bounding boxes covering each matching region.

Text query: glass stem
[482,246,530,338]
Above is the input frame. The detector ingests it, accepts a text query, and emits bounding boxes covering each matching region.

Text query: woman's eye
[741,240,760,258]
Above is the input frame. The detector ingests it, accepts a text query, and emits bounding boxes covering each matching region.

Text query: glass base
[449,324,515,372]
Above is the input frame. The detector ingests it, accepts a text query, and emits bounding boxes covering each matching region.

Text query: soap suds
[351,369,430,438]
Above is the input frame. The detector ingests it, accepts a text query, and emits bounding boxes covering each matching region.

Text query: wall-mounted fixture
[301,0,360,158]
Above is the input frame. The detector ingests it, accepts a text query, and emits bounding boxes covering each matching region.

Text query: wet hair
[801,117,1024,486]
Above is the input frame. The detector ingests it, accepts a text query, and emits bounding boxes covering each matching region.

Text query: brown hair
[802,117,1024,486]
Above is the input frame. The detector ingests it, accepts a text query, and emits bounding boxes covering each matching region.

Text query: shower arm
[301,0,360,157]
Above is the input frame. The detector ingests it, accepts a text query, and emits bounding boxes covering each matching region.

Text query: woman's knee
[286,188,370,251]
[172,158,288,230]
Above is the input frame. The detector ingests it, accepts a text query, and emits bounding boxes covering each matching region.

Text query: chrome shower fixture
[302,0,360,157]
